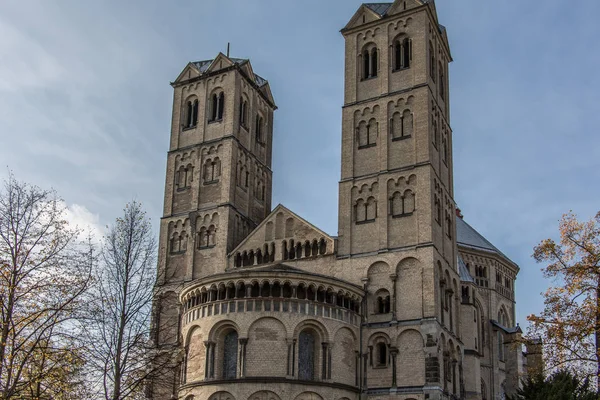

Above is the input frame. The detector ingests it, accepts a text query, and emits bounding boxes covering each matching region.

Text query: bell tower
[158,53,276,285]
[337,0,455,261]
[149,53,276,399]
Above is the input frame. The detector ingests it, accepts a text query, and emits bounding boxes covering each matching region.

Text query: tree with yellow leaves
[529,211,600,393]
[0,173,94,398]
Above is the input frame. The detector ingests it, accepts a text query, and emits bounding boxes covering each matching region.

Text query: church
[149,1,524,399]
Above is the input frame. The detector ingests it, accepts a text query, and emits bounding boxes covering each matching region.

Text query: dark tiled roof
[456,218,514,264]
[192,58,267,87]
[364,3,393,16]
[458,255,474,283]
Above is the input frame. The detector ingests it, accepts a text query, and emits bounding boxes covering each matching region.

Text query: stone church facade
[149,1,523,399]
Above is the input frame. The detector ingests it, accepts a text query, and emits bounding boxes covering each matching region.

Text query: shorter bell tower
[149,53,276,399]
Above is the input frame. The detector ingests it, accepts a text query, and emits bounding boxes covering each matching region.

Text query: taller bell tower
[338,0,455,262]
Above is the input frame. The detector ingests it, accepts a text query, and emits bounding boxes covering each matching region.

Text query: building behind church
[148,1,526,399]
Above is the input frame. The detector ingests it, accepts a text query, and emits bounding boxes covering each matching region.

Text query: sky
[1,0,599,328]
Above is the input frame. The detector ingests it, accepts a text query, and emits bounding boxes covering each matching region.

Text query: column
[204,341,215,379]
[286,339,294,376]
[390,273,397,320]
[321,342,330,380]
[238,338,248,378]
[390,348,398,388]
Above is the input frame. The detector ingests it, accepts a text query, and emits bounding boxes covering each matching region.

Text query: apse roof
[192,58,268,87]
[456,217,515,265]
[458,255,474,283]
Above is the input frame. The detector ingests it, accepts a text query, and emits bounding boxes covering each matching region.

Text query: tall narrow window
[403,38,411,68]
[239,97,248,127]
[393,38,412,71]
[363,50,370,79]
[401,109,413,138]
[186,101,193,127]
[394,41,402,71]
[439,62,445,99]
[222,330,238,379]
[255,114,264,143]
[430,42,436,81]
[298,330,316,380]
[210,92,225,122]
[376,342,387,367]
[362,46,379,79]
[370,48,378,77]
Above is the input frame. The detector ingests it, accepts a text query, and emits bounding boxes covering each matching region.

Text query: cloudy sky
[1,0,599,327]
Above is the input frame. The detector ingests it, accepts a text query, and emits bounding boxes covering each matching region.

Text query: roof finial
[226,42,230,58]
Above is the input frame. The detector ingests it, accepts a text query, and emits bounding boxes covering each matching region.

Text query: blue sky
[1,0,599,328]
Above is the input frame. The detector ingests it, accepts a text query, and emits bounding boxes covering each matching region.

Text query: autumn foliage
[529,211,600,392]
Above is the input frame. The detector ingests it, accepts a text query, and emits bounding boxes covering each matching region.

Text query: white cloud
[63,203,104,243]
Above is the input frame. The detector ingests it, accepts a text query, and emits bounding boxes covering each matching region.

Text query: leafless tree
[0,173,93,398]
[83,201,163,400]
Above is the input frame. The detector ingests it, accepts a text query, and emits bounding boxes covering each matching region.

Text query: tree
[83,201,158,400]
[529,211,600,392]
[508,370,598,400]
[0,173,93,398]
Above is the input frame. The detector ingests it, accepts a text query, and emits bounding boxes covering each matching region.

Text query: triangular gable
[229,204,334,258]
[204,52,236,74]
[259,82,276,109]
[239,60,256,84]
[342,4,386,32]
[173,62,202,84]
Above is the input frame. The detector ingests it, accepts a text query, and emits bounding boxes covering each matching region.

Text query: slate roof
[192,58,268,87]
[456,217,515,265]
[364,3,393,16]
[362,2,445,34]
[458,255,474,283]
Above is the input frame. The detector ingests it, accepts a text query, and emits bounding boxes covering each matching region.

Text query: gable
[173,62,201,83]
[342,4,387,32]
[204,52,235,74]
[387,0,426,15]
[229,205,335,268]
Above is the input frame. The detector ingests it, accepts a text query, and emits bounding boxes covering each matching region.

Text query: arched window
[255,114,264,144]
[366,197,377,221]
[429,42,436,81]
[298,330,316,380]
[442,136,448,164]
[376,291,390,314]
[391,110,413,140]
[432,118,439,148]
[361,45,379,79]
[390,190,415,217]
[370,48,378,77]
[184,99,198,129]
[222,330,238,379]
[239,97,248,127]
[176,165,193,191]
[434,195,441,225]
[393,37,412,70]
[355,199,366,223]
[203,158,221,183]
[197,227,208,249]
[209,92,225,122]
[439,62,445,99]
[376,342,387,367]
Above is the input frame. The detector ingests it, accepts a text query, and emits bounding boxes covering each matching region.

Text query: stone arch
[293,392,323,400]
[395,257,421,320]
[332,327,357,386]
[248,391,281,400]
[397,329,425,386]
[246,317,287,377]
[208,392,235,400]
[185,326,205,383]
